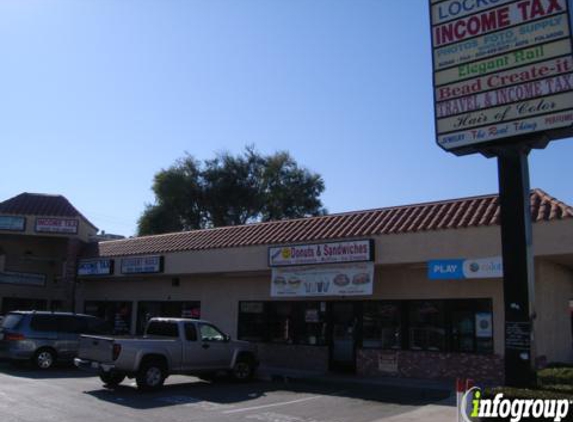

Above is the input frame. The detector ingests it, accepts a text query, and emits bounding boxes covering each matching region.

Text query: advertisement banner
[436,56,573,102]
[437,92,573,133]
[121,256,163,274]
[436,74,573,118]
[0,271,46,287]
[268,239,373,267]
[271,262,374,297]
[438,108,573,148]
[430,0,573,154]
[35,217,79,234]
[428,256,503,279]
[0,216,26,231]
[434,15,570,71]
[77,259,113,276]
[476,312,494,338]
[431,0,517,26]
[432,0,567,47]
[435,39,572,86]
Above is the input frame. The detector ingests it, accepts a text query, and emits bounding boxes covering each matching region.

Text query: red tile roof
[96,189,573,257]
[0,193,97,229]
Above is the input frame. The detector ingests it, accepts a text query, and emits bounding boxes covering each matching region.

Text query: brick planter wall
[357,349,504,384]
[257,343,329,372]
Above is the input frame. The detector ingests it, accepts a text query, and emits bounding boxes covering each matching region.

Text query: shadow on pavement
[0,361,94,379]
[82,376,451,410]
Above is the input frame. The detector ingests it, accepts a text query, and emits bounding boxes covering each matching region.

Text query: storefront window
[363,301,401,349]
[238,302,267,342]
[450,299,493,354]
[268,302,297,344]
[136,301,201,334]
[238,301,327,346]
[408,301,446,352]
[84,301,132,335]
[237,299,493,354]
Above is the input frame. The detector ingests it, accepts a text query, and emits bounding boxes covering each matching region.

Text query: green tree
[137,147,326,235]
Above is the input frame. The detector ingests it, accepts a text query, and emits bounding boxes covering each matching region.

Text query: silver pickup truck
[74,318,258,391]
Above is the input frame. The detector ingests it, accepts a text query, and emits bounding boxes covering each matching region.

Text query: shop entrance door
[330,302,358,372]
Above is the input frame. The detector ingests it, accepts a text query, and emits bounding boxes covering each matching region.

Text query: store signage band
[121,255,164,274]
[0,271,47,287]
[429,0,573,154]
[428,256,503,280]
[271,262,374,297]
[35,217,79,234]
[0,215,26,231]
[77,259,114,276]
[268,239,374,267]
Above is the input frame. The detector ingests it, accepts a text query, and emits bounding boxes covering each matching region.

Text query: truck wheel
[231,357,255,382]
[100,371,126,388]
[136,360,166,391]
[33,348,56,370]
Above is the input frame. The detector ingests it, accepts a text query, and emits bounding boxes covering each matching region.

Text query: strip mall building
[1,190,572,382]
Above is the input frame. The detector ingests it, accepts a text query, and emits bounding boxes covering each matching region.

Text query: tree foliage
[137,147,326,235]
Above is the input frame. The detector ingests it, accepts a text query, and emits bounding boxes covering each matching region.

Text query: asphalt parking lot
[0,363,451,422]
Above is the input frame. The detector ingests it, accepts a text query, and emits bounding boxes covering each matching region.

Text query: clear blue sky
[1,0,571,236]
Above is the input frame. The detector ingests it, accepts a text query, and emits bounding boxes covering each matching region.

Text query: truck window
[146,321,179,338]
[199,323,225,342]
[184,323,197,341]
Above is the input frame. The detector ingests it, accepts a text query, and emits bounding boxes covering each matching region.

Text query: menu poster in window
[271,262,374,297]
[112,303,132,334]
[475,312,493,338]
[240,302,264,314]
[305,309,320,323]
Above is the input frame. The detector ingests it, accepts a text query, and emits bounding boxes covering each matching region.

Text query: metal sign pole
[496,144,537,388]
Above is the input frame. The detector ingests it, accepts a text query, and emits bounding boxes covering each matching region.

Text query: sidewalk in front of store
[257,365,457,422]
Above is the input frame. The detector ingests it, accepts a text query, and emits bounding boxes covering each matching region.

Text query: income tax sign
[430,0,573,154]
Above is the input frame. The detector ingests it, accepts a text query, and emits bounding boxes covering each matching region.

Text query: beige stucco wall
[535,260,573,363]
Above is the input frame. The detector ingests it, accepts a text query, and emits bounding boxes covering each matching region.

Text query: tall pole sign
[429,0,573,387]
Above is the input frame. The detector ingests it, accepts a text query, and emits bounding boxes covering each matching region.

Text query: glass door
[330,302,358,372]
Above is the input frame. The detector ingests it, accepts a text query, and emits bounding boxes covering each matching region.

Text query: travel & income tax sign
[430,0,573,154]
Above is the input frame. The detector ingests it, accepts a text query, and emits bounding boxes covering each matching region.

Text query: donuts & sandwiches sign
[269,240,375,297]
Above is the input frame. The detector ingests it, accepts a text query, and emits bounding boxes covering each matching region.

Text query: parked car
[0,311,112,369]
[74,317,258,391]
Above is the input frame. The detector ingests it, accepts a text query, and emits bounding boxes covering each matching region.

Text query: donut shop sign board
[268,239,374,267]
[430,0,573,154]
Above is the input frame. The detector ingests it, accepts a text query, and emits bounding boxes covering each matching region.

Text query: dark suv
[0,311,111,369]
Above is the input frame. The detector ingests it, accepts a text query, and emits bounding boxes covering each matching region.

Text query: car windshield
[1,314,23,329]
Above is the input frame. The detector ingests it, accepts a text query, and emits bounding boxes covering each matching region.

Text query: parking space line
[222,396,322,414]
[222,391,346,414]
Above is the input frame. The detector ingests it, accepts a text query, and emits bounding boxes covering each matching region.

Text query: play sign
[430,0,573,154]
